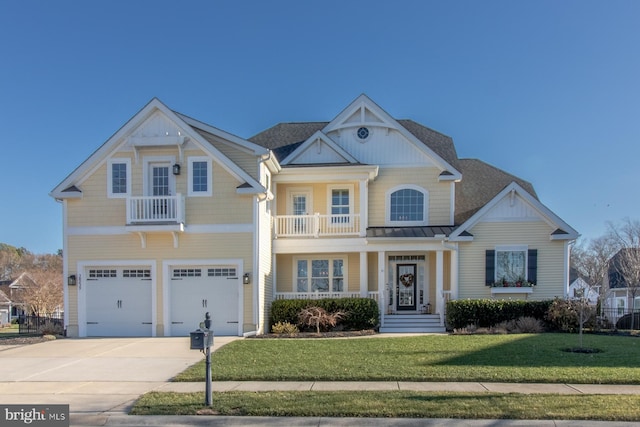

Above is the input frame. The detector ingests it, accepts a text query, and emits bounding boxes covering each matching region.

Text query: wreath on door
[399,273,414,288]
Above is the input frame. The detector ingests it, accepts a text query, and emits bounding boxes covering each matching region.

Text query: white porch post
[378,251,386,325]
[450,248,458,300]
[436,250,444,325]
[359,179,367,237]
[359,252,368,297]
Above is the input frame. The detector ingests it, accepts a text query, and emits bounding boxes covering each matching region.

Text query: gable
[51,98,267,199]
[450,182,579,241]
[281,131,358,165]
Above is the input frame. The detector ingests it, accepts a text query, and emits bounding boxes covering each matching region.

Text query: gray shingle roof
[454,159,537,224]
[250,118,538,228]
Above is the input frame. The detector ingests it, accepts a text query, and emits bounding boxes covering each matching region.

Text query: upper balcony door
[289,190,311,235]
[148,162,175,197]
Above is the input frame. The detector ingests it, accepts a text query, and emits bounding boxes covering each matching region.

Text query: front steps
[379,314,446,333]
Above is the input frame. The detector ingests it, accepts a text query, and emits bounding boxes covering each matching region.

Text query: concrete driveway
[0,337,238,415]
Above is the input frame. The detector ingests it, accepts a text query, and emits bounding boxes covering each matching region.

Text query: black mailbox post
[190,312,214,406]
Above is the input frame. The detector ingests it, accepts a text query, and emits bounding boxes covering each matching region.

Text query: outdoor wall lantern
[243,273,251,285]
[68,275,77,286]
[172,163,181,175]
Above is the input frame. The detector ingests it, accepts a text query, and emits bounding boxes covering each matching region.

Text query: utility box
[190,329,213,350]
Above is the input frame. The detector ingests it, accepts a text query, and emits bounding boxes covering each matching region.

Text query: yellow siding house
[51,95,578,336]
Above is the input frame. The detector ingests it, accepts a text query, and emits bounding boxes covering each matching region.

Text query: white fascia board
[273,165,379,183]
[449,181,579,240]
[176,113,269,156]
[322,94,461,179]
[281,131,358,165]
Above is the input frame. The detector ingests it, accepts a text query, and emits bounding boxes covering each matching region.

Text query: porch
[274,291,448,333]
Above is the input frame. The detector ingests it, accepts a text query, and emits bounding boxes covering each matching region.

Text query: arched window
[386,185,428,226]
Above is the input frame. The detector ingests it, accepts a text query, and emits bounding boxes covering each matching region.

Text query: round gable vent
[356,127,370,141]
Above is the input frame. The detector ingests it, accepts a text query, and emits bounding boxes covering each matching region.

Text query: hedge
[270,298,380,331]
[446,299,553,330]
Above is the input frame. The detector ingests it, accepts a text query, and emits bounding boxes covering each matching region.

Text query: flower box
[491,287,533,294]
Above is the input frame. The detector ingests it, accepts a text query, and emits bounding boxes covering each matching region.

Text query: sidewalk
[157,380,640,395]
[68,381,640,426]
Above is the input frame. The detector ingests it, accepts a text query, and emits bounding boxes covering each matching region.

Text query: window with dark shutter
[527,249,537,285]
[485,250,495,286]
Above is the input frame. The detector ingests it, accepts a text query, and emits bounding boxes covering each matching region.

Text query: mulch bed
[0,335,57,346]
[250,330,377,338]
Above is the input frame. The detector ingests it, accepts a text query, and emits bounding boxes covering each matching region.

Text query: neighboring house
[568,276,599,305]
[0,287,11,325]
[0,272,37,320]
[50,95,578,337]
[601,248,640,324]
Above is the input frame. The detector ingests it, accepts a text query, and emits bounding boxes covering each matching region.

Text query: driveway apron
[0,337,237,414]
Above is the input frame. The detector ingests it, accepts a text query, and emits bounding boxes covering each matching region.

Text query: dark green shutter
[485,250,495,286]
[528,249,537,285]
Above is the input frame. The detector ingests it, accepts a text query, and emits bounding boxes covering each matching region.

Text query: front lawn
[175,333,640,383]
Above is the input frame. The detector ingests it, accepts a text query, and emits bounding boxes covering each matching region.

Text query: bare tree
[607,218,640,329]
[571,235,617,303]
[16,270,63,317]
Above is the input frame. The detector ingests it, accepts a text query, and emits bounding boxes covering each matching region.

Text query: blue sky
[1,1,639,254]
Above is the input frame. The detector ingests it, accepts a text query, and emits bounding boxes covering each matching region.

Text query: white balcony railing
[274,213,361,237]
[126,194,185,225]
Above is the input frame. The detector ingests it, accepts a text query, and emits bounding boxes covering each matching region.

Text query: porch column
[378,251,386,325]
[360,252,368,297]
[359,179,367,237]
[436,250,444,325]
[450,248,458,300]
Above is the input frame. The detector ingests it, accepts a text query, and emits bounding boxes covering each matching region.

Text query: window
[107,159,131,198]
[295,257,346,293]
[617,298,626,316]
[386,185,428,225]
[496,249,526,283]
[485,247,537,286]
[188,157,212,196]
[329,185,352,224]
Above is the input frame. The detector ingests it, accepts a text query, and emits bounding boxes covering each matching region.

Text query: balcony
[126,194,185,226]
[274,213,362,238]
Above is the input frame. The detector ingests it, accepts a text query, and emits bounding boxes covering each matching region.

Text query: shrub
[298,306,346,333]
[545,298,597,332]
[271,321,299,334]
[270,298,379,331]
[446,299,553,330]
[38,321,63,336]
[514,316,544,333]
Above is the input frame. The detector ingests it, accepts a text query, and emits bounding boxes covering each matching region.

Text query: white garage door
[85,268,152,336]
[170,266,239,337]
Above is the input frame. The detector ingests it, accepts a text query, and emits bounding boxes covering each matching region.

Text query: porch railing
[126,194,185,224]
[274,213,361,237]
[275,291,378,301]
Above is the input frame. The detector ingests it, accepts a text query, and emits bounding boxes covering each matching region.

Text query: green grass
[175,333,640,384]
[132,391,640,421]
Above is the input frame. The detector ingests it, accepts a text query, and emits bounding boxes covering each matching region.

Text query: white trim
[162,259,243,337]
[385,184,429,226]
[188,156,213,197]
[107,158,131,198]
[77,260,157,338]
[67,223,254,235]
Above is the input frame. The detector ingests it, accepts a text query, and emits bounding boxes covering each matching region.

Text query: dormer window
[386,185,428,226]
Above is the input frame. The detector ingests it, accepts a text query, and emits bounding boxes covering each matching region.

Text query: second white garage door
[169,266,240,336]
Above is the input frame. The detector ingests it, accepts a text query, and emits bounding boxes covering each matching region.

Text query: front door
[290,191,310,234]
[149,163,174,219]
[397,264,417,311]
